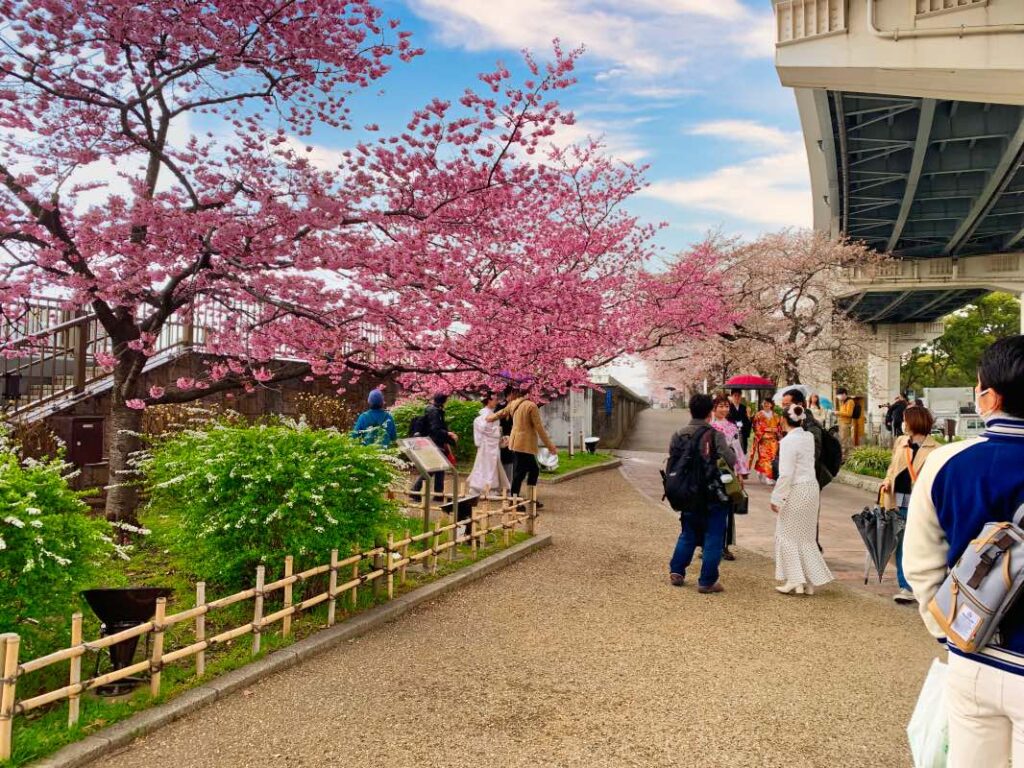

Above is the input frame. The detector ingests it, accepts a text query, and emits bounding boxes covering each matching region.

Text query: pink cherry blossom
[176,378,196,390]
[148,386,165,399]
[125,399,147,410]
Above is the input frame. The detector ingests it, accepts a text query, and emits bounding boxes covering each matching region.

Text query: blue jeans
[669,502,729,588]
[895,507,910,590]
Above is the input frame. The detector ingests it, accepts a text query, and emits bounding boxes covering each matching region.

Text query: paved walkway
[618,409,897,597]
[96,467,938,768]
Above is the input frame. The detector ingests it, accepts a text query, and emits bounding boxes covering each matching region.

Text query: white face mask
[976,388,993,419]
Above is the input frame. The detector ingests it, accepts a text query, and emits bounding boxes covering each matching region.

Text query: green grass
[543,450,616,476]
[3,504,529,767]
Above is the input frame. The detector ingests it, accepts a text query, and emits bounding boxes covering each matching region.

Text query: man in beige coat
[488,386,557,503]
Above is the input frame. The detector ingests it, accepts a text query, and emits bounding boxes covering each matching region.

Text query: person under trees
[0,1,729,524]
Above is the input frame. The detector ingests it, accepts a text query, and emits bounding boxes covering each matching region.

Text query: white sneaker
[893,589,916,604]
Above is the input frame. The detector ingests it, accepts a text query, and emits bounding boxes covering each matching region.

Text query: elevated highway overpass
[774,0,1024,414]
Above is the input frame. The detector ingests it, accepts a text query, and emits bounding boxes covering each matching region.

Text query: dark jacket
[668,419,737,471]
[802,410,834,488]
[497,400,515,465]
[424,405,451,450]
[728,401,752,448]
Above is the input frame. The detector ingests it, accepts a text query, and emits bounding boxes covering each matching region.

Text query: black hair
[689,393,714,420]
[836,387,848,396]
[783,404,807,428]
[978,335,1024,418]
[432,392,448,407]
[784,389,807,405]
[481,392,496,405]
[729,388,742,396]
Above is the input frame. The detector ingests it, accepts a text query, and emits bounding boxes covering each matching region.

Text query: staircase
[1,299,209,423]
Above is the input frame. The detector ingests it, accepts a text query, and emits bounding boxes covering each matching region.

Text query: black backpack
[408,413,428,437]
[662,426,725,513]
[818,428,843,478]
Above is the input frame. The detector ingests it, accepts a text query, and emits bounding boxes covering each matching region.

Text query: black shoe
[534,501,545,510]
[723,548,736,561]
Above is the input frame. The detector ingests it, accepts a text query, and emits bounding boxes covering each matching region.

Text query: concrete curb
[540,458,621,485]
[833,469,884,494]
[32,534,553,768]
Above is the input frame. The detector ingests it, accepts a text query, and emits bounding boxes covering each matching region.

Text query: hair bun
[787,404,806,423]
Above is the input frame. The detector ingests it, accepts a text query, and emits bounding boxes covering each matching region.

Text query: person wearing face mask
[878,405,938,604]
[904,335,1024,767]
[835,388,855,456]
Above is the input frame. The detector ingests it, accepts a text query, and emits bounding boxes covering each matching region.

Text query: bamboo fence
[0,491,539,761]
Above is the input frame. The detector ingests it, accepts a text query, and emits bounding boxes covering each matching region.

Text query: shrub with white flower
[0,429,113,658]
[143,421,402,588]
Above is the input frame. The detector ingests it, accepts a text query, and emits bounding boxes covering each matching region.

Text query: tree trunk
[784,356,802,386]
[104,364,144,526]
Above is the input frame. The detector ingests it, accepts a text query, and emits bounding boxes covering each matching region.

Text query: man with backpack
[904,335,1024,767]
[410,393,458,501]
[665,393,736,594]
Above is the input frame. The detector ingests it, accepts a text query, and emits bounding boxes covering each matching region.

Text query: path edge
[833,469,884,493]
[540,457,622,484]
[31,534,553,768]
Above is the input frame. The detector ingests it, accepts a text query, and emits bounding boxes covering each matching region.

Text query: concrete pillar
[867,342,901,424]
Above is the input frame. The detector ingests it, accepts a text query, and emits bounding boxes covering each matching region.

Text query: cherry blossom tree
[0,0,728,522]
[647,230,889,390]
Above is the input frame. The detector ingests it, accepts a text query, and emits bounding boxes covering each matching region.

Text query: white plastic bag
[907,658,949,768]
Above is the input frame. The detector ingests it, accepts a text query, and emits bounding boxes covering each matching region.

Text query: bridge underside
[812,90,1024,322]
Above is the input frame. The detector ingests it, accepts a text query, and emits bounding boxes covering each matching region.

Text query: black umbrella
[851,500,906,584]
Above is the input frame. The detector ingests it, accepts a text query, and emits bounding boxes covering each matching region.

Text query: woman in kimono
[749,397,782,485]
[467,392,509,498]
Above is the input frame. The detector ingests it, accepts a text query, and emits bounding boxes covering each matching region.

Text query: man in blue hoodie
[904,335,1024,767]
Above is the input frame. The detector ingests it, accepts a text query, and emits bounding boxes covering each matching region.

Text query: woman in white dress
[770,404,834,595]
[467,393,509,498]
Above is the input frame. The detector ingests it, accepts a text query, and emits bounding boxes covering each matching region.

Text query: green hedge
[843,446,892,479]
[0,430,112,660]
[391,398,482,463]
[143,422,403,589]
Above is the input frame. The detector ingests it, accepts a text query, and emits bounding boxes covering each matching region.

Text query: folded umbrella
[851,497,905,584]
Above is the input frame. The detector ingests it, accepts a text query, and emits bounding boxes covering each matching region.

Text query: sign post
[398,437,453,532]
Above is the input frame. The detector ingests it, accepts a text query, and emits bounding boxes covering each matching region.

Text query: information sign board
[398,437,452,477]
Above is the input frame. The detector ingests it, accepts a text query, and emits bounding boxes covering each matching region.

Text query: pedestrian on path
[727,388,752,455]
[712,394,747,561]
[488,383,557,506]
[749,397,782,485]
[836,388,855,455]
[667,393,736,594]
[904,335,1024,767]
[411,393,458,501]
[351,388,398,447]
[467,392,509,498]
[771,404,833,596]
[878,405,937,605]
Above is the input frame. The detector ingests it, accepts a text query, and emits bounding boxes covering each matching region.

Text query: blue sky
[337,0,814,255]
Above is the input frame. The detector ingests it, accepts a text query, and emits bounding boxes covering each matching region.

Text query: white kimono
[467,407,509,495]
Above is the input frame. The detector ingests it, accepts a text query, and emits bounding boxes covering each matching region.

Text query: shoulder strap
[1014,503,1024,527]
[905,445,919,484]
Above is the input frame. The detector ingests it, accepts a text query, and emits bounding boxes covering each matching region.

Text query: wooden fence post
[527,487,537,536]
[195,582,206,677]
[385,534,395,600]
[327,549,339,627]
[430,519,440,575]
[150,597,166,697]
[400,528,409,586]
[470,508,477,559]
[252,566,265,656]
[283,556,294,637]
[68,613,82,727]
[350,547,360,610]
[0,634,20,761]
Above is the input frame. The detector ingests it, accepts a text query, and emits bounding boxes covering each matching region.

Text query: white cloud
[405,0,774,79]
[687,120,796,150]
[642,120,812,228]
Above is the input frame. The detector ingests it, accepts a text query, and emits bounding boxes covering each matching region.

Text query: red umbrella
[724,375,775,390]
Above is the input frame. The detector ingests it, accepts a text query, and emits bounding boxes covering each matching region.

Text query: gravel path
[96,471,939,768]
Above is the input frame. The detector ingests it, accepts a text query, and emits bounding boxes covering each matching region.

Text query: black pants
[412,471,444,497]
[510,452,539,496]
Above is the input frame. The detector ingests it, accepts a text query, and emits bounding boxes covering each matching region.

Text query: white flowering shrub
[0,431,113,658]
[144,421,402,588]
